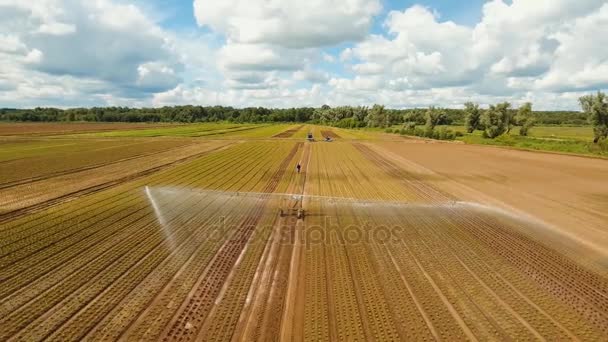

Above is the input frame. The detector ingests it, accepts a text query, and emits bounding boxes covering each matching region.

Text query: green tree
[515,102,535,136]
[579,91,608,143]
[505,106,516,134]
[482,102,510,138]
[463,102,481,133]
[425,106,446,131]
[365,104,388,128]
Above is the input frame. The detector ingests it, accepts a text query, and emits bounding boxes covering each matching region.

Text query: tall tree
[482,102,510,138]
[505,105,516,134]
[365,104,388,128]
[580,91,608,143]
[515,102,535,136]
[425,106,446,131]
[463,102,481,133]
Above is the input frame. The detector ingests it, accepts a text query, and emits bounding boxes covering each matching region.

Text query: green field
[413,125,607,157]
[438,125,594,140]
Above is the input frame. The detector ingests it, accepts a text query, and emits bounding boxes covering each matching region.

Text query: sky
[0,0,607,110]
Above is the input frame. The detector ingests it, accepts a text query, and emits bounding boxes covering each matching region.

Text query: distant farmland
[1,123,607,341]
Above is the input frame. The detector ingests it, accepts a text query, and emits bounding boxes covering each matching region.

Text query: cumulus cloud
[343,5,476,91]
[23,49,43,64]
[153,83,325,108]
[533,3,608,91]
[219,43,304,72]
[0,0,187,105]
[193,0,381,48]
[334,0,608,107]
[2,0,608,110]
[136,62,180,92]
[293,68,329,83]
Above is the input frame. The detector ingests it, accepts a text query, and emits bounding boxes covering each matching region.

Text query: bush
[598,138,608,152]
[404,122,416,130]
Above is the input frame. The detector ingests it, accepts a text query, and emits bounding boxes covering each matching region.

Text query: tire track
[160,143,301,341]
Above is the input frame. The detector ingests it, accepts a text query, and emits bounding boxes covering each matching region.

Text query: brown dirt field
[372,140,608,269]
[320,130,340,139]
[273,125,304,138]
[0,122,172,136]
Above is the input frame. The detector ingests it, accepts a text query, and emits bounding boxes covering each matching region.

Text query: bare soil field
[374,140,608,268]
[273,125,304,138]
[320,129,340,139]
[0,124,607,341]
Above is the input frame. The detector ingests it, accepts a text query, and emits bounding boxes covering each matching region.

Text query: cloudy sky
[1,0,607,110]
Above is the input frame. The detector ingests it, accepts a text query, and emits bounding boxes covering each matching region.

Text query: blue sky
[156,0,485,29]
[0,0,607,109]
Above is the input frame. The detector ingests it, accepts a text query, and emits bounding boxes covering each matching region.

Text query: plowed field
[1,124,607,341]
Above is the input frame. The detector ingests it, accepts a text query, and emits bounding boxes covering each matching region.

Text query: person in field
[296,162,301,173]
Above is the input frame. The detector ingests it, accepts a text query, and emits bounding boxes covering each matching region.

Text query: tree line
[1,91,606,143]
[0,106,316,124]
[0,105,585,125]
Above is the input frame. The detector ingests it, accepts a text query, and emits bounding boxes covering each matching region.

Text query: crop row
[160,142,301,341]
[0,142,245,263]
[226,143,309,342]
[0,143,265,308]
[352,142,607,339]
[0,142,246,236]
[88,143,298,341]
[84,123,252,138]
[295,141,607,341]
[409,207,593,339]
[0,122,170,137]
[0,140,300,336]
[0,139,193,187]
[0,140,231,214]
[0,139,193,185]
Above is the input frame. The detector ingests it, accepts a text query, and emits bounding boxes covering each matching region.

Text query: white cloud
[293,68,329,83]
[322,53,336,63]
[333,1,608,108]
[533,3,608,91]
[24,49,43,64]
[352,62,384,75]
[219,43,304,72]
[345,6,475,90]
[193,0,381,48]
[2,0,608,110]
[329,75,384,92]
[0,34,27,53]
[136,61,180,92]
[36,22,76,35]
[0,0,188,105]
[153,84,325,108]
